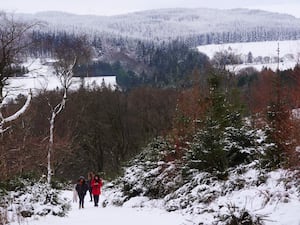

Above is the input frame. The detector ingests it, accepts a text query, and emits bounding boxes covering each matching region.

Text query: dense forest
[3,66,300,180]
[1,10,300,184]
[29,30,210,89]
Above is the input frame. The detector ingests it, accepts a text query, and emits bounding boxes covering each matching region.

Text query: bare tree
[0,12,39,133]
[211,50,242,71]
[47,34,93,184]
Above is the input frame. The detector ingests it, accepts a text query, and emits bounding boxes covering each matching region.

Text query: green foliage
[236,67,259,88]
[74,60,141,90]
[187,125,259,177]
[224,127,258,167]
[137,40,209,87]
[259,127,284,170]
[116,68,141,90]
[74,61,113,76]
[188,127,228,175]
[186,72,258,175]
[119,137,183,199]
[134,136,174,163]
[0,171,40,192]
[19,171,39,180]
[152,43,209,86]
[50,177,70,190]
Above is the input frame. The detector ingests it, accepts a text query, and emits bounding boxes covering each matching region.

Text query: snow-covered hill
[15,8,300,43]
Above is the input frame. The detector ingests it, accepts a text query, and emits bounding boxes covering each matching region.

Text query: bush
[114,137,184,200]
[186,125,261,175]
[133,136,174,163]
[1,176,71,220]
[51,177,70,190]
[0,172,39,192]
[219,205,265,225]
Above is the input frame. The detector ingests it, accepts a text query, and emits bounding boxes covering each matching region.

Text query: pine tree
[187,71,256,176]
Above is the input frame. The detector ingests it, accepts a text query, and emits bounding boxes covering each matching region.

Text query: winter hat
[79,176,85,180]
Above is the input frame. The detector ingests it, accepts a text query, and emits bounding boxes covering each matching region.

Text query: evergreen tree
[187,71,256,176]
[247,51,253,64]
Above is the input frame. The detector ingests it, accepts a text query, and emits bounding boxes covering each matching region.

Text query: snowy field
[197,40,300,72]
[4,58,116,100]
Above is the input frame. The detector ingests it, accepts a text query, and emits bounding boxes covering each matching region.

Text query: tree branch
[2,89,32,123]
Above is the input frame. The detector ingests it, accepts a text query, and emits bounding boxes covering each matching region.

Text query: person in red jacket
[91,175,103,207]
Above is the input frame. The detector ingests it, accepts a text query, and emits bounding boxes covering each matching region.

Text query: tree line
[2,65,300,181]
[0,86,178,181]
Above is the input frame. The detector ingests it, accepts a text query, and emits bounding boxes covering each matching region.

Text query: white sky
[1,0,300,18]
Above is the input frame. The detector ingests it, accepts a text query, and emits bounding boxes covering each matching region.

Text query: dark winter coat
[91,178,103,196]
[75,180,89,196]
[87,179,93,192]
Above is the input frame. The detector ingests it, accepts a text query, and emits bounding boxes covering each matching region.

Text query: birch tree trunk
[47,112,55,184]
[47,66,72,184]
[46,33,92,184]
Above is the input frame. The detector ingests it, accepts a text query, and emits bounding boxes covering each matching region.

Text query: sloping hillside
[102,138,300,225]
[17,8,300,44]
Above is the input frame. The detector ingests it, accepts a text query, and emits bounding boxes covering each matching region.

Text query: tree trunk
[47,112,56,184]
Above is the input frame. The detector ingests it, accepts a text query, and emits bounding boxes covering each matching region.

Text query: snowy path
[15,191,192,225]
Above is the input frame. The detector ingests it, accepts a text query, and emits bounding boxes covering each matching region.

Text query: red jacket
[91,178,103,196]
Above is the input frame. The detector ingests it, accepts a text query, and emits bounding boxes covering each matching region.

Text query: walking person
[91,175,103,207]
[75,176,89,209]
[87,172,94,202]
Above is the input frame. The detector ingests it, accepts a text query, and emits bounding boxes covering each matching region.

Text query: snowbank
[103,162,300,225]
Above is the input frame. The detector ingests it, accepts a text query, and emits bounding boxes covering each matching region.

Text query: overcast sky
[1,0,300,18]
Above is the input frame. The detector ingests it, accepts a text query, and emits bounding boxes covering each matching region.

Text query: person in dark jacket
[75,176,89,209]
[91,175,103,207]
[87,172,94,202]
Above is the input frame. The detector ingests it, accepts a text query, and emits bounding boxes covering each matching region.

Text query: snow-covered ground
[197,40,300,72]
[7,167,300,225]
[4,58,116,100]
[105,167,300,225]
[10,190,192,225]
